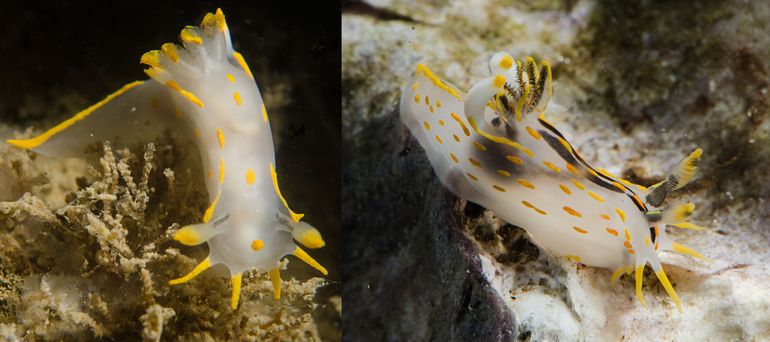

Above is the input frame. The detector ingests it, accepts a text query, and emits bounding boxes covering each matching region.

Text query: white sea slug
[7,9,327,310]
[400,52,707,311]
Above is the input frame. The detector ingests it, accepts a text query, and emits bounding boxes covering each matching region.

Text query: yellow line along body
[400,52,707,312]
[6,9,327,310]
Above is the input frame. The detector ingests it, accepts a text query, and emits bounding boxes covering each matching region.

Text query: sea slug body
[400,52,707,311]
[7,9,327,310]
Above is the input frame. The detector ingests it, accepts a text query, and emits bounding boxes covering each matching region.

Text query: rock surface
[343,0,770,340]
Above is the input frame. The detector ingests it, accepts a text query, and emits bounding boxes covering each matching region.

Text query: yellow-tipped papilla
[291,221,325,249]
[635,263,647,307]
[672,242,710,261]
[269,268,282,300]
[231,272,242,310]
[650,258,683,312]
[293,247,328,275]
[671,222,707,231]
[169,257,212,285]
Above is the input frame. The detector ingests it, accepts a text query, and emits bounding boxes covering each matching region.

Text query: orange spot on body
[573,226,588,234]
[246,168,255,185]
[506,155,523,165]
[216,128,225,149]
[543,161,561,173]
[526,126,541,140]
[563,206,582,217]
[517,179,535,189]
[449,153,459,163]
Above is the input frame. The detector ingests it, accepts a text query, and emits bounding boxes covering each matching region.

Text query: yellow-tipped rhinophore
[672,148,702,190]
[654,269,683,312]
[635,265,647,307]
[293,247,328,275]
[231,272,242,310]
[269,268,281,300]
[169,257,212,285]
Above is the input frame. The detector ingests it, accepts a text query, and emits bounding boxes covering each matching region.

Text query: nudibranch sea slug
[400,52,707,311]
[7,9,327,310]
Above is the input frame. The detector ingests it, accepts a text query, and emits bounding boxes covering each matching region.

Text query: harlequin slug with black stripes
[7,9,327,310]
[400,52,707,311]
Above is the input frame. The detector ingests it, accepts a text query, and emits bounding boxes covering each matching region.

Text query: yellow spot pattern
[521,201,547,215]
[216,128,225,149]
[571,179,586,190]
[165,80,205,108]
[616,208,626,222]
[587,191,604,202]
[449,153,459,163]
[573,226,588,234]
[543,161,561,173]
[517,179,535,189]
[233,51,254,79]
[262,104,268,122]
[245,168,255,185]
[233,91,242,106]
[219,159,225,184]
[506,155,524,165]
[251,239,264,251]
[526,126,541,140]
